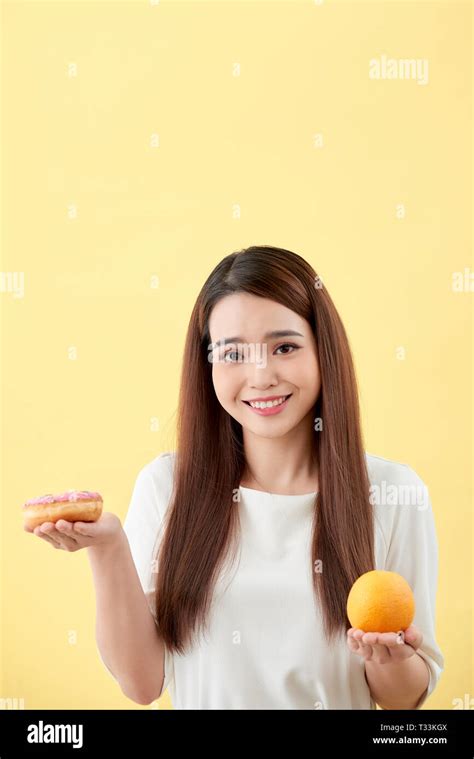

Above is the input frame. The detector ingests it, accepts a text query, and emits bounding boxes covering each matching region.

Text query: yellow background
[1,0,471,710]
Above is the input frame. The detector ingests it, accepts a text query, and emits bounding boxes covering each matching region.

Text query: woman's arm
[87,530,165,705]
[364,649,430,710]
[348,625,430,709]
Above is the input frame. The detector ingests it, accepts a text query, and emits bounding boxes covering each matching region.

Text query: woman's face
[208,292,321,438]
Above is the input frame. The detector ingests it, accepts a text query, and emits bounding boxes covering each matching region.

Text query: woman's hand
[24,512,123,552]
[346,624,423,664]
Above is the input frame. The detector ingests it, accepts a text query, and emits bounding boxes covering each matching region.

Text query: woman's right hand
[25,512,124,552]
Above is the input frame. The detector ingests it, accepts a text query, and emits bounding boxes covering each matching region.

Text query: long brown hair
[155,245,375,655]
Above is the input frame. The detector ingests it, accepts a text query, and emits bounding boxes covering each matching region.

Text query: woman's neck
[241,415,318,494]
[241,455,319,495]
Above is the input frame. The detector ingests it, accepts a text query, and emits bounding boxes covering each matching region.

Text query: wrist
[364,648,419,670]
[87,528,128,560]
[364,653,430,710]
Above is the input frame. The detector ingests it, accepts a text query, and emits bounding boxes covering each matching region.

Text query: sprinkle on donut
[22,490,103,509]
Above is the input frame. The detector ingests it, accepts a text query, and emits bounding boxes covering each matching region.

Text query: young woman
[29,245,444,709]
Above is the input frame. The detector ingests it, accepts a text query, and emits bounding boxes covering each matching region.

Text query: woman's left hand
[347,624,423,664]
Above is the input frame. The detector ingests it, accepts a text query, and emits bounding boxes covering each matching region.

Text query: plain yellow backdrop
[1,0,472,710]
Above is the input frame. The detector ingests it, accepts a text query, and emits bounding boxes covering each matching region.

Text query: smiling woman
[120,244,444,709]
[207,290,321,490]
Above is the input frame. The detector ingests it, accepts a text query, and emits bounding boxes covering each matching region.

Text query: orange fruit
[346,570,415,632]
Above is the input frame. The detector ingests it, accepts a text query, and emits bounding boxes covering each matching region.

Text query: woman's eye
[222,343,299,362]
[275,343,299,355]
[224,351,240,362]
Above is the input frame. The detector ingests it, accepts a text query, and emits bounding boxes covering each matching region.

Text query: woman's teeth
[247,395,289,409]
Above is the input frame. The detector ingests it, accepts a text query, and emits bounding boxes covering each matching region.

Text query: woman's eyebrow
[216,330,304,346]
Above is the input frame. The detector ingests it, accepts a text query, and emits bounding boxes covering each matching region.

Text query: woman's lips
[242,394,292,416]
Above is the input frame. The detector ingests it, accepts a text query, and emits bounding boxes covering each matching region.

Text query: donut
[22,490,103,531]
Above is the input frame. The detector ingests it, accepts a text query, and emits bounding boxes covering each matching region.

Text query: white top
[122,451,444,710]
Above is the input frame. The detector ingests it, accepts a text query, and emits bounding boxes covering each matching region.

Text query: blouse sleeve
[383,469,444,709]
[122,457,175,698]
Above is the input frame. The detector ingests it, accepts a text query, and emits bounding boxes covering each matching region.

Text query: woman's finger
[72,521,97,537]
[402,625,423,651]
[55,520,79,541]
[352,629,373,659]
[361,632,379,646]
[359,644,374,660]
[375,632,400,648]
[35,530,61,549]
[347,635,360,653]
[38,523,61,544]
[39,523,78,551]
[359,633,391,663]
[367,643,392,663]
[376,630,422,653]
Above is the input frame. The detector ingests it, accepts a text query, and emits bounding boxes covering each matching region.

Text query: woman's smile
[242,393,292,415]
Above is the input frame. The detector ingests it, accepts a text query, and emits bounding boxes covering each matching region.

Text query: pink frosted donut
[22,490,103,530]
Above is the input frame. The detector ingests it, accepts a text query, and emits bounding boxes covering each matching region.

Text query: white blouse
[122,451,444,710]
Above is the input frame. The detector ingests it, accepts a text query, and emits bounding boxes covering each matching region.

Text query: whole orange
[346,570,415,632]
